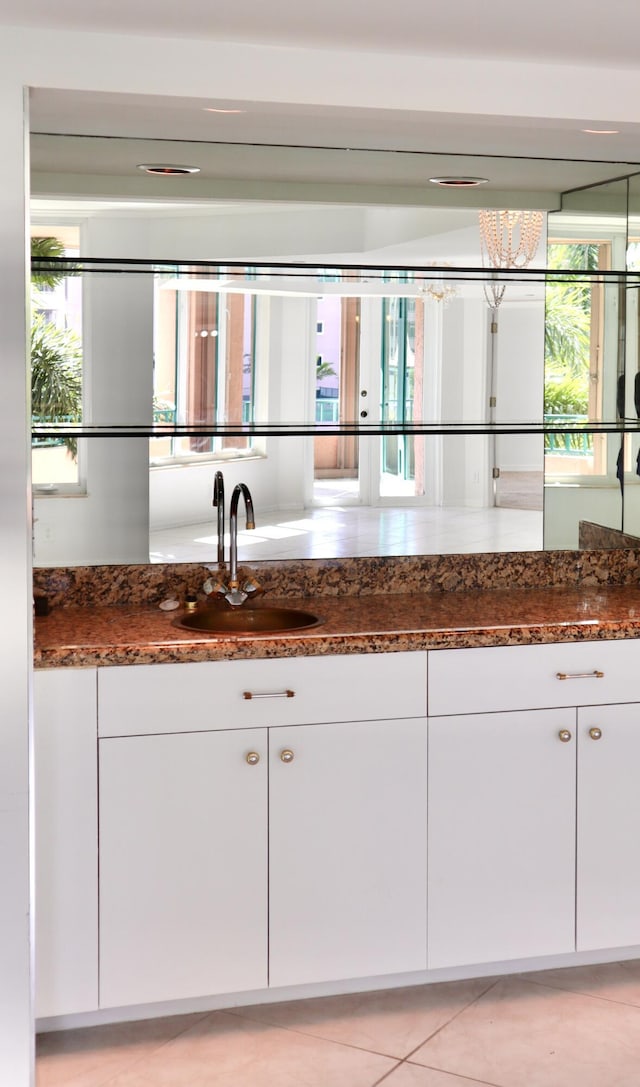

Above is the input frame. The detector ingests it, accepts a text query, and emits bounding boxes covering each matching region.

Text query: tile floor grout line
[217,1006,410,1062]
[368,1054,503,1087]
[516,973,640,1011]
[398,978,501,1064]
[368,1059,405,1086]
[37,980,502,1087]
[403,1057,504,1087]
[64,1010,216,1087]
[190,979,504,1068]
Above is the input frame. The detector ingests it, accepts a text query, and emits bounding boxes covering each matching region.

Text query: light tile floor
[150,474,543,563]
[37,960,640,1086]
[150,505,542,564]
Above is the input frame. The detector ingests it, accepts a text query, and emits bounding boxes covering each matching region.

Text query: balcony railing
[543,414,593,456]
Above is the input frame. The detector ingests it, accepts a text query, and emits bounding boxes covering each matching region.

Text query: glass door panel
[380,296,425,498]
[313,295,361,505]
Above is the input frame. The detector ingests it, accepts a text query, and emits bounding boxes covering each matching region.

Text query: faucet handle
[225,586,249,606]
[237,568,263,598]
[203,577,228,596]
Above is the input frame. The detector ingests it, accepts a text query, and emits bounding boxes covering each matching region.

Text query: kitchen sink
[176,605,323,635]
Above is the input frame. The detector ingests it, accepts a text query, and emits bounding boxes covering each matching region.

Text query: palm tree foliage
[544,285,591,382]
[30,237,82,456]
[31,314,82,421]
[31,235,71,289]
[31,316,82,456]
[548,242,601,273]
[544,242,599,414]
[316,357,337,381]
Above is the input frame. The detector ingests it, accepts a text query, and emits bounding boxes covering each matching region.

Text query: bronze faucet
[206,480,260,606]
[212,470,225,566]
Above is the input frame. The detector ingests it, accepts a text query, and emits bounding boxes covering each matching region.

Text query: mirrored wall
[31,253,640,566]
[548,171,640,548]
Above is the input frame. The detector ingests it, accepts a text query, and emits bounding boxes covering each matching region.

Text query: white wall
[440,297,491,506]
[495,301,545,473]
[150,453,289,534]
[544,485,623,549]
[33,219,153,565]
[138,207,370,262]
[0,79,34,1087]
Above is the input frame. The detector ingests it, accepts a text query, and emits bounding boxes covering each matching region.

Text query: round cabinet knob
[558,729,572,743]
[360,410,368,418]
[280,749,295,763]
[246,751,260,765]
[589,727,603,741]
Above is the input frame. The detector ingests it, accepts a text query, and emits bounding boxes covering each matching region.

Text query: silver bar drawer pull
[556,670,604,681]
[243,689,295,700]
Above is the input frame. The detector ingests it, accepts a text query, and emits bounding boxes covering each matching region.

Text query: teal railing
[32,414,78,447]
[316,399,340,423]
[544,414,593,456]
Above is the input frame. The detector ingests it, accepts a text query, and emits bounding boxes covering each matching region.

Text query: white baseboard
[36,943,640,1033]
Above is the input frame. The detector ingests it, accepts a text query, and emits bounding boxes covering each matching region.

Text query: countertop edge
[33,616,640,669]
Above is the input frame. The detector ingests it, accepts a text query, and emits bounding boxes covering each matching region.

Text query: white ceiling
[5,0,640,68]
[21,3,640,220]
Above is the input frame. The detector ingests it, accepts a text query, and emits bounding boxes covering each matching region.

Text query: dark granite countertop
[34,584,640,668]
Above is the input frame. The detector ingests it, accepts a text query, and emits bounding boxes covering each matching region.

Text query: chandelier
[478,209,544,307]
[418,262,459,305]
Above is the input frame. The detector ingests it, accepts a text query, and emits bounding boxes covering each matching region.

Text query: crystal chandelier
[478,209,544,307]
[418,262,459,305]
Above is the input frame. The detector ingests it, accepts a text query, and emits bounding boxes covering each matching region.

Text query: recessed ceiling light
[429,176,489,187]
[203,108,246,114]
[581,128,619,135]
[136,164,200,176]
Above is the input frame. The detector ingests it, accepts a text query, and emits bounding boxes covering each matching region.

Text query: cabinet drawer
[98,652,427,736]
[428,640,640,716]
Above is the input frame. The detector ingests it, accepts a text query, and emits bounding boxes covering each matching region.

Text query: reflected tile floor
[37,960,640,1086]
[150,505,542,563]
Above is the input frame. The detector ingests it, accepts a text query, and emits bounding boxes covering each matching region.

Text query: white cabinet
[37,639,640,1018]
[269,718,428,987]
[428,708,576,969]
[577,703,640,952]
[97,652,428,1008]
[427,639,640,972]
[99,728,268,1008]
[33,668,98,1017]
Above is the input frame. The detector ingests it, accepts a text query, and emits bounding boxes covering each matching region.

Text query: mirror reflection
[545,176,629,550]
[30,155,640,567]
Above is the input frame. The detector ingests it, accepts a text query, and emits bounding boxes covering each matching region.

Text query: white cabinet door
[577,703,640,951]
[428,709,576,969]
[269,718,428,988]
[34,668,98,1018]
[99,728,268,1008]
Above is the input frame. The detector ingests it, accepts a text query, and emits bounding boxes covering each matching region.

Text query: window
[150,276,257,464]
[380,296,425,496]
[544,240,611,480]
[31,231,83,491]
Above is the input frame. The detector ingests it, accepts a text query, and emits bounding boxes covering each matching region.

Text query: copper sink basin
[176,605,323,635]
